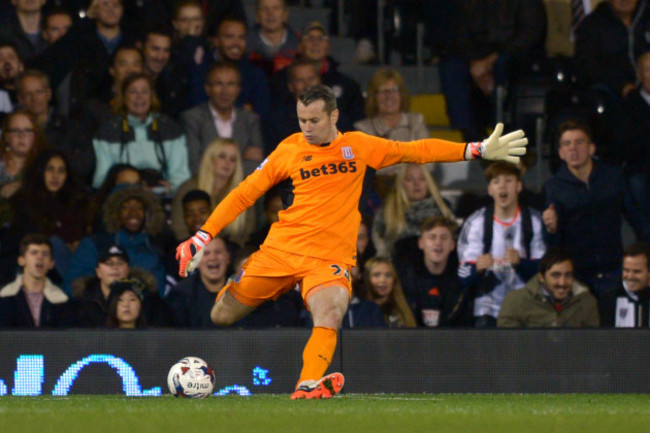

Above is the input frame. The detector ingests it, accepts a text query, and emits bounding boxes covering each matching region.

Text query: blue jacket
[544,159,649,275]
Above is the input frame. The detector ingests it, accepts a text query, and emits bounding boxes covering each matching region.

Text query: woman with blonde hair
[171,138,254,246]
[363,257,416,328]
[372,163,453,256]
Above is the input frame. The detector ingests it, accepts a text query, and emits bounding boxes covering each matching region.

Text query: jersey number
[330,264,350,282]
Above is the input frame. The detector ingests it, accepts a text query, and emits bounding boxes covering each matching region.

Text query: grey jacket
[180,103,264,175]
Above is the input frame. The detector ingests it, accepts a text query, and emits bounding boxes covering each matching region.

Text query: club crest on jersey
[342,146,354,160]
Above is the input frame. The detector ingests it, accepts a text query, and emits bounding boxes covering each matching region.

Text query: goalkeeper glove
[467,123,528,164]
[176,229,212,277]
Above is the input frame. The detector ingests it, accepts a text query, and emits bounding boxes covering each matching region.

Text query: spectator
[396,216,473,328]
[498,247,599,327]
[180,61,264,176]
[31,0,137,118]
[0,0,47,61]
[458,162,546,327]
[599,242,650,327]
[76,45,144,135]
[575,0,650,100]
[41,7,73,47]
[618,51,650,219]
[372,163,454,256]
[104,277,147,328]
[10,149,90,279]
[174,189,211,241]
[92,72,190,192]
[139,26,191,119]
[0,109,47,200]
[350,214,376,296]
[363,257,417,328]
[0,42,24,110]
[247,0,299,77]
[264,58,321,152]
[270,21,364,133]
[189,16,271,115]
[170,138,255,246]
[17,69,94,182]
[172,0,205,41]
[439,0,547,141]
[165,236,231,328]
[73,243,171,327]
[542,118,649,294]
[0,233,75,328]
[341,290,387,328]
[247,187,284,248]
[64,185,173,296]
[354,68,429,145]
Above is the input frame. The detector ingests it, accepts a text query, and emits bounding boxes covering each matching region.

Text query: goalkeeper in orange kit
[176,84,527,399]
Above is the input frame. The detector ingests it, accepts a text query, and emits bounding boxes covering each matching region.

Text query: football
[167,356,216,398]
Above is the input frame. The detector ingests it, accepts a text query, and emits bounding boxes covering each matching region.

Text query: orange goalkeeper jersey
[202,131,467,266]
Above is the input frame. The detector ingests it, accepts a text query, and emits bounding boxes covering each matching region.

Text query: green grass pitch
[2,394,650,433]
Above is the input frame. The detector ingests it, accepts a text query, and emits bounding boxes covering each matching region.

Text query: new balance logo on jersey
[300,161,357,180]
[303,155,312,161]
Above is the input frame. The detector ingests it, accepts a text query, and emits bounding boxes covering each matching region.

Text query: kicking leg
[291,284,349,399]
[210,287,255,326]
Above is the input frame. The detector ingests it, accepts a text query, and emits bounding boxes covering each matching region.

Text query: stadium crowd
[0,0,650,330]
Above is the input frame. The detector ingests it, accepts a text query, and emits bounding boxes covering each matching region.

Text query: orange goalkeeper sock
[296,326,337,387]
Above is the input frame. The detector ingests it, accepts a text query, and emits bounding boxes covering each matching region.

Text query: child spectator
[458,161,546,327]
[363,257,417,328]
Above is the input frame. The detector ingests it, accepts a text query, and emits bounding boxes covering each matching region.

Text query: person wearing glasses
[0,109,47,199]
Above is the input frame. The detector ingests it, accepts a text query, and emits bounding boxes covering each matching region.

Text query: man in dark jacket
[396,216,473,327]
[599,242,650,327]
[542,118,650,294]
[0,233,75,328]
[269,21,365,133]
[575,0,650,100]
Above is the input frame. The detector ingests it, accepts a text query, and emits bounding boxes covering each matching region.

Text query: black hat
[98,244,130,264]
[108,277,146,301]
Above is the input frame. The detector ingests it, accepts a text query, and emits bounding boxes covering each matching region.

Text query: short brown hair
[19,233,52,257]
[298,84,337,114]
[420,216,458,238]
[557,118,593,144]
[484,161,521,182]
[623,242,650,270]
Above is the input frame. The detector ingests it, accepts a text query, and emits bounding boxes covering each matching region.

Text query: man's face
[142,34,171,76]
[540,260,574,301]
[93,0,123,27]
[198,238,230,282]
[110,48,143,84]
[11,0,45,13]
[299,28,330,61]
[637,54,650,94]
[418,226,455,266]
[288,64,320,97]
[18,244,54,280]
[95,256,129,287]
[18,75,51,117]
[42,13,72,45]
[119,198,145,233]
[623,254,650,292]
[297,99,337,145]
[402,164,428,202]
[205,67,241,112]
[216,20,247,61]
[487,173,521,210]
[558,129,595,170]
[256,0,288,33]
[173,4,204,39]
[183,200,211,234]
[0,46,23,83]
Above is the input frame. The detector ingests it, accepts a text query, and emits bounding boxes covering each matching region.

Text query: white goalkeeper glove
[466,123,528,164]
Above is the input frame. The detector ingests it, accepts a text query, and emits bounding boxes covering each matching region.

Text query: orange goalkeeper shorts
[223,246,352,308]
